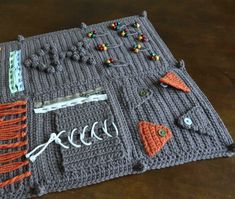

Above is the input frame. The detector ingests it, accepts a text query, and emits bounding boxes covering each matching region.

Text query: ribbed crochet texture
[0,11,234,198]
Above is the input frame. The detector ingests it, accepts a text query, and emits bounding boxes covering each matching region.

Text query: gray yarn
[0,11,234,199]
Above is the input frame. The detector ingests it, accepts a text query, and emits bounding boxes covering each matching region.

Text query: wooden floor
[0,0,234,198]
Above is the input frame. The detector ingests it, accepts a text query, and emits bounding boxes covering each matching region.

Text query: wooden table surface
[0,0,234,198]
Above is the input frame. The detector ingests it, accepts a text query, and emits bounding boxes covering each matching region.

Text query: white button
[184,117,192,126]
[160,83,168,88]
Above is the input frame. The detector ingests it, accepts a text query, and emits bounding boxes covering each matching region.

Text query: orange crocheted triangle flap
[160,72,191,93]
[138,121,172,157]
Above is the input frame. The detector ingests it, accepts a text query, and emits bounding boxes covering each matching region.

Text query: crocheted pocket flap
[177,106,214,135]
[121,83,153,110]
[159,71,191,93]
[138,121,172,157]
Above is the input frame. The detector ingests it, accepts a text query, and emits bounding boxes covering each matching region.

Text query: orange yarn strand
[0,150,27,164]
[0,161,29,174]
[0,116,27,126]
[0,131,26,141]
[0,140,28,149]
[0,171,31,188]
[0,101,27,110]
[0,108,26,117]
[0,123,27,133]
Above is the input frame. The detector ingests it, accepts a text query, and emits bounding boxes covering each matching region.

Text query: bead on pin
[104,58,129,67]
[110,21,124,31]
[137,34,148,42]
[132,43,149,53]
[97,42,122,51]
[119,28,139,38]
[87,30,97,38]
[149,52,160,61]
[86,30,108,39]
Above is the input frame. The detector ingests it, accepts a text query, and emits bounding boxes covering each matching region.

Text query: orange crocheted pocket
[138,121,172,157]
[159,71,191,93]
[0,100,31,188]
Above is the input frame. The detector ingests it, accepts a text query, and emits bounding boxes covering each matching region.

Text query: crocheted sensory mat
[0,11,234,198]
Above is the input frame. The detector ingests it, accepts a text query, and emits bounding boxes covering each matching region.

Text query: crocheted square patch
[138,121,172,157]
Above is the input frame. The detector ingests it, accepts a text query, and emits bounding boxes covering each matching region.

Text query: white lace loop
[102,119,119,137]
[68,128,81,148]
[26,120,119,162]
[91,121,103,140]
[80,125,92,146]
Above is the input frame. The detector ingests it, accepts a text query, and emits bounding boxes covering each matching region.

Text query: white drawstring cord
[26,120,119,162]
[25,130,69,162]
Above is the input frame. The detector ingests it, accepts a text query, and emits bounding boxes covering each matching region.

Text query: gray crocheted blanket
[0,11,234,198]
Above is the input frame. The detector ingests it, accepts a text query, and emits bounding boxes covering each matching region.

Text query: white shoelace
[26,119,119,162]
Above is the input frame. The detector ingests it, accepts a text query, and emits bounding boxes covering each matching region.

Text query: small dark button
[132,162,144,172]
[227,143,235,152]
[158,129,167,137]
[138,90,149,97]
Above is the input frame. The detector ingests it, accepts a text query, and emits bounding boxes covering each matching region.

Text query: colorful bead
[104,58,114,66]
[97,43,109,51]
[132,44,142,53]
[87,30,97,38]
[119,29,128,37]
[110,21,122,31]
[137,34,147,42]
[149,52,160,61]
[133,22,141,28]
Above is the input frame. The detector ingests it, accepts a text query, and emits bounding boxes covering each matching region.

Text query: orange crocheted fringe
[0,100,27,110]
[0,171,31,188]
[0,150,28,164]
[0,115,27,126]
[0,131,27,141]
[160,72,191,93]
[138,121,172,157]
[0,161,29,174]
[0,100,27,141]
[0,140,28,149]
[0,100,31,188]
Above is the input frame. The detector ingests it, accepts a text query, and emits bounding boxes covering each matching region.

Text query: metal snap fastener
[184,117,192,126]
[158,129,167,137]
[160,82,168,88]
[138,90,149,97]
[132,162,144,172]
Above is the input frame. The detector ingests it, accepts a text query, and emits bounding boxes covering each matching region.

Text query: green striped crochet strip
[9,50,24,93]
